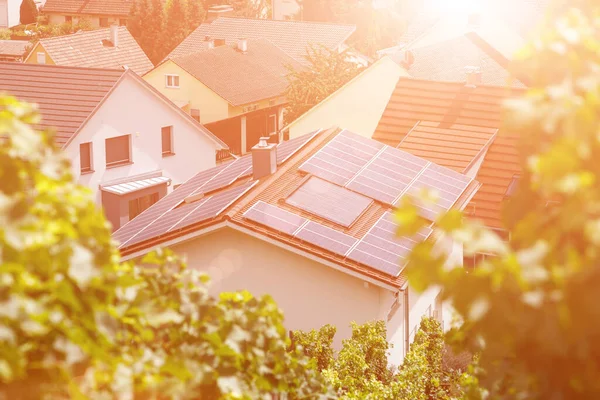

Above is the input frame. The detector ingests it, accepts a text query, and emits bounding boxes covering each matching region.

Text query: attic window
[165,74,180,88]
[36,52,45,64]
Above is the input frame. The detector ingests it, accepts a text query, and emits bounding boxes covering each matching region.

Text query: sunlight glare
[426,0,482,16]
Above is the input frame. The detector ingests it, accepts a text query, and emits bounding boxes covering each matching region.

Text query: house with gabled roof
[0,62,228,230]
[24,25,153,75]
[114,127,480,363]
[42,0,133,28]
[144,38,302,156]
[0,40,28,62]
[165,7,356,65]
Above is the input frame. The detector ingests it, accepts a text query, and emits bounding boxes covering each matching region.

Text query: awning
[101,176,171,196]
[173,100,189,108]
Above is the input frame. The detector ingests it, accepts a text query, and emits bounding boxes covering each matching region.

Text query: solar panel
[299,130,383,186]
[276,129,320,165]
[295,221,358,256]
[286,177,372,227]
[346,212,433,276]
[243,201,308,236]
[195,156,253,194]
[346,147,429,204]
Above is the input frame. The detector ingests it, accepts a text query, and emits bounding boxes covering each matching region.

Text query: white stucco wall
[170,227,398,349]
[64,74,219,205]
[0,0,20,28]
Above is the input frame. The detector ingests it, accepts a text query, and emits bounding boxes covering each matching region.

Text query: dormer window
[165,74,180,88]
[36,52,46,64]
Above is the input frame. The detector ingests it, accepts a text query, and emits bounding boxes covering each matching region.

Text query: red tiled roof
[42,0,133,16]
[170,39,302,106]
[397,121,497,173]
[0,40,29,57]
[0,62,124,147]
[374,78,524,229]
[115,128,480,288]
[166,16,355,64]
[37,27,153,75]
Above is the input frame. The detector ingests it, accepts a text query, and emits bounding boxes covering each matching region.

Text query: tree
[0,95,329,399]
[188,0,206,32]
[19,0,38,25]
[145,0,167,63]
[163,0,189,55]
[284,44,364,124]
[228,0,271,19]
[396,1,600,398]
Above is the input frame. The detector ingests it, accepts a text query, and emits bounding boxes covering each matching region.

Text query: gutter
[401,281,410,356]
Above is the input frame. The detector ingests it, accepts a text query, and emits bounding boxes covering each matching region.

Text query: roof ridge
[397,76,526,92]
[40,26,127,43]
[0,61,126,74]
[216,15,356,28]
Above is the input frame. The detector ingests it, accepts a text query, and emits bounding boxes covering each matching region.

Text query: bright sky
[425,0,483,15]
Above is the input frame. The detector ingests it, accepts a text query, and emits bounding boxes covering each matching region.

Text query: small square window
[36,52,45,64]
[165,74,179,88]
[105,134,131,167]
[190,108,200,122]
[161,126,174,156]
[65,16,72,23]
[99,17,109,27]
[80,142,93,173]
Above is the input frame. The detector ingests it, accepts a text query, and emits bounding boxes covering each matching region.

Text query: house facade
[0,40,28,61]
[24,26,153,75]
[114,128,480,363]
[0,0,19,28]
[41,0,132,28]
[0,62,227,231]
[144,39,300,155]
[283,57,409,141]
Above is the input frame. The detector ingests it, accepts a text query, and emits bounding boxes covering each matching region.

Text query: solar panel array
[243,203,432,277]
[299,130,473,220]
[115,130,320,248]
[286,177,373,227]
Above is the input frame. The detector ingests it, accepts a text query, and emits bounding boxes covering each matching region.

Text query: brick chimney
[205,4,234,23]
[252,137,277,180]
[110,23,119,47]
[237,38,248,53]
[205,35,214,49]
[465,66,482,87]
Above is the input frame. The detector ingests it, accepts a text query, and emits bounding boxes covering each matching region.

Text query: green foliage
[0,95,329,398]
[396,2,600,399]
[163,0,189,55]
[188,0,206,32]
[0,29,11,40]
[284,44,364,124]
[19,0,38,25]
[291,324,336,371]
[227,0,271,18]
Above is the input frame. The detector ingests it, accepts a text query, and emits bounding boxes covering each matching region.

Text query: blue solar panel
[286,177,372,227]
[295,221,358,256]
[243,201,308,236]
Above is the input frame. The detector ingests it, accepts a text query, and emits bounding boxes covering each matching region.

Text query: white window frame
[165,74,180,88]
[36,52,46,64]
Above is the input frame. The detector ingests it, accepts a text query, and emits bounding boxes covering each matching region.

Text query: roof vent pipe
[110,23,119,47]
[237,38,248,53]
[205,35,215,49]
[252,137,277,180]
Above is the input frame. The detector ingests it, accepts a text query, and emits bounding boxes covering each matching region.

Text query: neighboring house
[282,57,409,141]
[273,0,300,20]
[166,6,356,65]
[144,38,302,155]
[41,0,132,28]
[0,0,20,28]
[0,62,228,230]
[0,40,28,61]
[114,127,481,363]
[24,25,153,75]
[372,77,524,264]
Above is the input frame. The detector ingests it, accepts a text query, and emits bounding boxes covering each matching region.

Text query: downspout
[402,282,410,356]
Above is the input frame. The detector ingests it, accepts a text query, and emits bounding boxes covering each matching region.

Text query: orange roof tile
[43,0,133,16]
[38,27,153,75]
[115,128,480,289]
[374,78,524,229]
[397,121,497,173]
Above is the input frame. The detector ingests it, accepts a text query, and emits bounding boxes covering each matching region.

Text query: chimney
[110,23,119,47]
[252,137,277,180]
[464,66,482,87]
[205,35,214,49]
[237,38,248,53]
[205,4,234,23]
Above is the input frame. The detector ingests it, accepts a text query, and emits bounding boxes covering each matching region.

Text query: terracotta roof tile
[0,40,29,57]
[167,16,355,64]
[170,39,301,106]
[116,128,479,289]
[38,27,153,75]
[374,77,523,229]
[43,0,133,16]
[397,121,497,173]
[0,62,124,146]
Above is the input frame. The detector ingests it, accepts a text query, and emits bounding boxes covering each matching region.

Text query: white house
[0,62,228,231]
[114,127,480,364]
[0,0,20,28]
